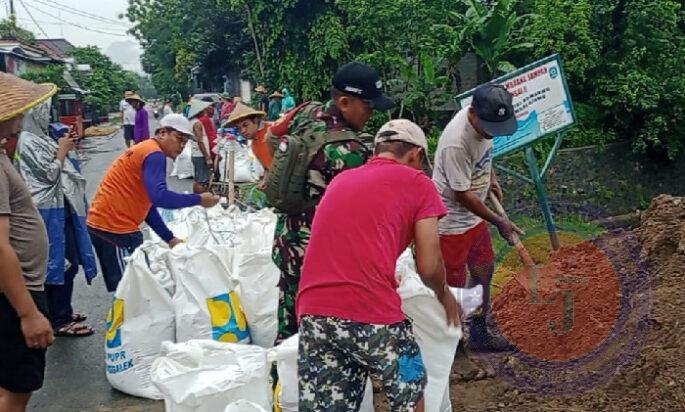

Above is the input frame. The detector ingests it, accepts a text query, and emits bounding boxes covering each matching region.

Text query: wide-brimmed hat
[223,102,266,126]
[187,99,213,119]
[125,94,146,105]
[0,72,58,123]
[269,91,284,99]
[254,85,267,94]
[124,90,135,98]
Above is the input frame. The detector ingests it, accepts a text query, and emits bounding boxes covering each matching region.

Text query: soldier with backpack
[263,61,394,344]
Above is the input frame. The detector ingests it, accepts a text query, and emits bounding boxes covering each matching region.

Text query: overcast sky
[2,0,143,72]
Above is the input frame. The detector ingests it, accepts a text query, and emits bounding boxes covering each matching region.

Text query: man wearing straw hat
[187,99,215,193]
[127,93,150,144]
[119,90,136,147]
[0,72,56,411]
[223,102,273,170]
[87,114,220,292]
[268,90,283,121]
[255,84,269,113]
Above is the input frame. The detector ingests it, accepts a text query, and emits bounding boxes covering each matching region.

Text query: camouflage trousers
[299,316,426,412]
[272,211,314,345]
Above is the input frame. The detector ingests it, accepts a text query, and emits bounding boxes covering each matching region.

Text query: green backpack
[264,102,369,214]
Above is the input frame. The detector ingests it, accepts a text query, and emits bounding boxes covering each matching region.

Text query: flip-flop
[72,313,88,323]
[55,322,95,337]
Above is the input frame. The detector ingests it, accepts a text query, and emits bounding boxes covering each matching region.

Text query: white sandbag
[224,400,269,412]
[105,247,175,399]
[269,334,374,412]
[151,340,271,412]
[169,245,250,344]
[235,252,280,348]
[397,252,483,412]
[218,145,262,183]
[171,142,194,179]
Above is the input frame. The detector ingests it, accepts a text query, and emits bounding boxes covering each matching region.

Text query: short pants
[88,226,143,292]
[123,125,134,142]
[440,221,495,287]
[0,291,49,393]
[298,316,426,412]
[192,156,211,184]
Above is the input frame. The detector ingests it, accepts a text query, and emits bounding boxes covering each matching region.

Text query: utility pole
[9,0,14,18]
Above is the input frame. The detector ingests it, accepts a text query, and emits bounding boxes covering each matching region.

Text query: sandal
[72,313,88,323]
[55,322,95,337]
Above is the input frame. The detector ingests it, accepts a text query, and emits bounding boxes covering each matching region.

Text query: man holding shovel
[433,83,522,351]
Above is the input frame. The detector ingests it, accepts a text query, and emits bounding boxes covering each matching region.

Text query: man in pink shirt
[297,119,461,412]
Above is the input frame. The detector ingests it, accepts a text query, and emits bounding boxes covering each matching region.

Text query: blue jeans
[45,207,80,329]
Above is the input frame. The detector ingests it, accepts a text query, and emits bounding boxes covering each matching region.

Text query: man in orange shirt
[224,102,272,170]
[87,114,220,292]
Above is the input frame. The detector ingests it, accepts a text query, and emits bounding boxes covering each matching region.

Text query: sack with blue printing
[105,245,175,399]
[169,244,251,344]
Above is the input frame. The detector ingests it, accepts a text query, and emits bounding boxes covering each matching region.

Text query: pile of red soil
[492,241,621,361]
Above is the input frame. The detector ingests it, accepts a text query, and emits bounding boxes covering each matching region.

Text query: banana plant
[458,0,534,78]
[387,53,452,130]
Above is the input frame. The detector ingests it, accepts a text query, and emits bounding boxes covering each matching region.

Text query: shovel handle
[488,192,535,267]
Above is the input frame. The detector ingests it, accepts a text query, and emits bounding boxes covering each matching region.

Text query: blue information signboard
[457,54,576,158]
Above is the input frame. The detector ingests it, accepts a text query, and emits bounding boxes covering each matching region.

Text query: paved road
[28,117,191,411]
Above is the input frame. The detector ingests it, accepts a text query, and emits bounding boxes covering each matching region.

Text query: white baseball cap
[159,113,195,140]
[374,119,427,150]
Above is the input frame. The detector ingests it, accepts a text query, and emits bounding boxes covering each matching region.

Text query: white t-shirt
[432,106,493,235]
[163,104,174,117]
[189,118,210,158]
[119,99,136,125]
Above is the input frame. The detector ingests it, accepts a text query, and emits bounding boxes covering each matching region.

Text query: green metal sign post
[457,54,576,251]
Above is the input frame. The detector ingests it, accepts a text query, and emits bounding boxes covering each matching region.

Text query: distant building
[0,38,55,75]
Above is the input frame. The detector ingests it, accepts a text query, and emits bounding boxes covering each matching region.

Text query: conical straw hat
[188,99,213,119]
[0,72,58,123]
[269,91,284,98]
[223,102,266,126]
[125,94,146,105]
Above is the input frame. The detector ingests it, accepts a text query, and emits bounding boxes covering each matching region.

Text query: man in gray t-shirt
[0,72,55,410]
[432,83,521,351]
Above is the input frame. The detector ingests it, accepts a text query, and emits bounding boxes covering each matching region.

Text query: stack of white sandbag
[104,206,280,401]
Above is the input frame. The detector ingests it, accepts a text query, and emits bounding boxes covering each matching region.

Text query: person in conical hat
[0,71,58,411]
[223,102,273,170]
[254,84,269,113]
[268,91,283,121]
[187,99,215,192]
[125,93,150,144]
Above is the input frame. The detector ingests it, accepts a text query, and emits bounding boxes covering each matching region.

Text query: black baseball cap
[332,62,394,111]
[472,83,518,136]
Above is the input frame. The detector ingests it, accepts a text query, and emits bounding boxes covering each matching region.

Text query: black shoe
[467,315,514,352]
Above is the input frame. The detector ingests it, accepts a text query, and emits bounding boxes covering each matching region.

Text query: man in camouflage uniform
[271,62,394,344]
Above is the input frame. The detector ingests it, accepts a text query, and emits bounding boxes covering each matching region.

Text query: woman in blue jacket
[14,102,98,337]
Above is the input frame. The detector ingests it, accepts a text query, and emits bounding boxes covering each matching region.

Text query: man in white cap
[297,119,461,412]
[87,114,220,292]
[0,72,56,412]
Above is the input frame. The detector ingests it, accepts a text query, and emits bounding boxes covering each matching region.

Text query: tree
[0,17,36,44]
[70,46,139,115]
[20,64,68,90]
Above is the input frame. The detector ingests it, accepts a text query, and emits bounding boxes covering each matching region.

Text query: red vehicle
[57,94,89,137]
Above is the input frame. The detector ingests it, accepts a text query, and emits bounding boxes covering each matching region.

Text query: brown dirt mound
[375,195,685,412]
